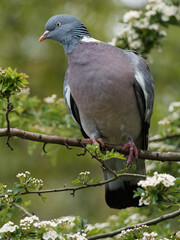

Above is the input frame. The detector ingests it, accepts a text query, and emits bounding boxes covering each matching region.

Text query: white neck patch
[81,36,101,43]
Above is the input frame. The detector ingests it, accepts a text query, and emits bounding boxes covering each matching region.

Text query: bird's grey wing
[124,50,154,149]
[63,68,88,138]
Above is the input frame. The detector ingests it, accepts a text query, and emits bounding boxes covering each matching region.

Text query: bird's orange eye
[56,22,61,27]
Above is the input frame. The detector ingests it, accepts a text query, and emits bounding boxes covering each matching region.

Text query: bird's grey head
[39,14,91,54]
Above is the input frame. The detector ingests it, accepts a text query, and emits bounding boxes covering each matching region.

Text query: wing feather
[63,69,88,138]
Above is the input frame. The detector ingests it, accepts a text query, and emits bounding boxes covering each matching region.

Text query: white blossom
[134,18,149,29]
[145,10,156,18]
[19,87,30,95]
[94,222,109,229]
[79,171,90,176]
[108,215,119,222]
[43,94,57,104]
[176,231,180,239]
[66,232,87,240]
[158,118,170,125]
[57,216,76,227]
[0,221,19,233]
[129,40,142,49]
[138,172,176,188]
[142,231,158,239]
[149,24,160,31]
[20,215,39,230]
[118,25,132,38]
[16,173,26,178]
[34,220,57,228]
[168,101,180,112]
[123,10,141,23]
[43,229,60,240]
[124,213,146,224]
[159,30,167,37]
[162,5,178,18]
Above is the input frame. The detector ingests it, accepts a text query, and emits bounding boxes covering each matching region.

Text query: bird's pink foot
[84,137,105,148]
[122,139,138,167]
[91,137,105,148]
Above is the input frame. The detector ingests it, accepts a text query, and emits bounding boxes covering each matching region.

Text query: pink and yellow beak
[39,30,50,42]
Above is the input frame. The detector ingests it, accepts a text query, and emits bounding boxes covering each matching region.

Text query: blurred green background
[0,0,180,224]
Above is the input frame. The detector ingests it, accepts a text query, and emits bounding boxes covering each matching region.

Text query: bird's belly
[68,60,142,144]
[79,92,142,145]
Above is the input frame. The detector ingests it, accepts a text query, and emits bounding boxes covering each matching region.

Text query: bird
[39,14,154,209]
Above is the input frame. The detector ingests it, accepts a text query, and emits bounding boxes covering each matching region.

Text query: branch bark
[13,203,33,217]
[149,134,180,142]
[0,172,146,198]
[88,209,180,240]
[0,128,179,161]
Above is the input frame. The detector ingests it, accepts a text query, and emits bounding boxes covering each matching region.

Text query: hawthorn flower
[142,231,158,239]
[149,24,160,31]
[44,94,57,104]
[129,40,142,49]
[123,10,142,23]
[34,220,58,228]
[0,221,19,233]
[79,171,90,176]
[19,87,30,95]
[66,232,87,240]
[139,196,151,206]
[43,229,60,240]
[20,215,39,230]
[16,173,26,179]
[124,213,147,224]
[168,101,180,112]
[138,172,176,188]
[31,177,43,189]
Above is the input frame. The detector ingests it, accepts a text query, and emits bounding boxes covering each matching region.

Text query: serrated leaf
[72,179,82,185]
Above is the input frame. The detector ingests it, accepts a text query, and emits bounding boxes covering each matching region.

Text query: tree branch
[0,127,180,161]
[13,203,33,217]
[149,134,180,143]
[77,139,117,177]
[0,172,146,198]
[88,209,180,240]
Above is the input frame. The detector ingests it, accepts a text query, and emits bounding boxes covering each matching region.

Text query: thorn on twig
[77,148,87,157]
[6,136,13,151]
[6,98,13,133]
[43,143,47,153]
[70,190,75,197]
[64,141,72,150]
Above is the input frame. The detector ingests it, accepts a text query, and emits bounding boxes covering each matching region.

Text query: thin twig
[77,139,117,177]
[0,127,180,161]
[5,99,14,150]
[88,209,180,240]
[0,172,146,198]
[42,143,47,153]
[64,141,72,150]
[149,134,180,143]
[6,136,13,151]
[13,203,33,217]
[77,148,87,156]
[6,98,13,132]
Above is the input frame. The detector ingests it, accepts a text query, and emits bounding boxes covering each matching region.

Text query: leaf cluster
[0,67,29,99]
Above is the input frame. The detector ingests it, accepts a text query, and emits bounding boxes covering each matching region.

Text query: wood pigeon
[40,14,154,209]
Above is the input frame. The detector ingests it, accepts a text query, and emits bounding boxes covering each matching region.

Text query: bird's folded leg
[122,139,138,167]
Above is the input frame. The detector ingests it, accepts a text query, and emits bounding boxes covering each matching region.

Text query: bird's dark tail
[103,158,145,209]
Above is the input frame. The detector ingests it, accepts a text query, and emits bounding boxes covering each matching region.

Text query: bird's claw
[91,137,105,148]
[122,139,138,167]
[84,137,105,148]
